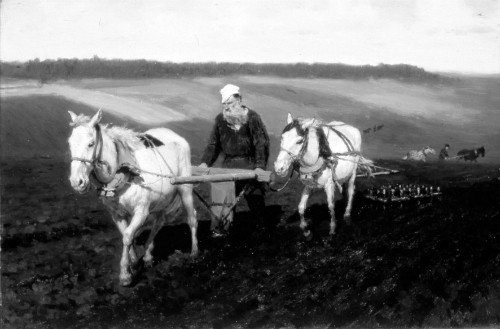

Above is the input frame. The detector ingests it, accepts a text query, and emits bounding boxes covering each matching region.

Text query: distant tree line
[0,57,451,84]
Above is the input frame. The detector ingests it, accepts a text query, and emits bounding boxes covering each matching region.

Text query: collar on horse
[93,140,142,197]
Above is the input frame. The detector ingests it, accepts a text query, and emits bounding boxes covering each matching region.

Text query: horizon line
[1,58,499,77]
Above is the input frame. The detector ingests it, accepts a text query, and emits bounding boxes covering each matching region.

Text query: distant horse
[457,146,485,162]
[274,113,372,237]
[402,146,436,162]
[68,109,198,286]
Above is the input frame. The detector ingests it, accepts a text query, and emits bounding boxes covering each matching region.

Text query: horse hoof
[190,249,199,258]
[211,229,226,239]
[329,228,336,235]
[344,215,352,225]
[303,229,311,237]
[119,275,133,287]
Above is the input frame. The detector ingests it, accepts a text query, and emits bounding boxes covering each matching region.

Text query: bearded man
[199,84,270,235]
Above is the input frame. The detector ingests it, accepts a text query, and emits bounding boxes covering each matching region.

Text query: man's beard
[223,108,248,129]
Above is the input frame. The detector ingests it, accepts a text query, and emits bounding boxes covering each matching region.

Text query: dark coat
[201,108,270,170]
[439,148,449,160]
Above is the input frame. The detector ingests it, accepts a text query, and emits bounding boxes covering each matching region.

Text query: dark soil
[2,158,500,328]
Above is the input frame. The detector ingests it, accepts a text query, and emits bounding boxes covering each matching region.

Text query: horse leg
[120,207,149,286]
[143,213,163,268]
[179,185,198,257]
[344,167,358,224]
[112,215,139,266]
[325,181,337,235]
[298,186,312,237]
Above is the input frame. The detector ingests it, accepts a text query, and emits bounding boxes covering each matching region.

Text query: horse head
[478,146,486,157]
[67,109,117,193]
[423,146,436,155]
[274,113,307,177]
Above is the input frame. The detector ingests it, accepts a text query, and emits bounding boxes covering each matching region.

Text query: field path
[1,83,187,124]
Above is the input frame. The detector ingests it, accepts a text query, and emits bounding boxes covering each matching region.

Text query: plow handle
[171,172,258,185]
[171,167,272,185]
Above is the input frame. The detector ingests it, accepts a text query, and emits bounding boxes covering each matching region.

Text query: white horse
[68,109,198,286]
[274,114,372,237]
[402,146,436,162]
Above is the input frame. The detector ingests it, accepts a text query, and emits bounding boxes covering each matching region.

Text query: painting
[1,1,499,327]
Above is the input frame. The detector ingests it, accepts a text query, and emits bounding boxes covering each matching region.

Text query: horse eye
[88,141,95,148]
[296,138,304,144]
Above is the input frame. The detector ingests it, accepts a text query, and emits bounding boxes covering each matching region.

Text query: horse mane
[283,118,332,158]
[299,117,324,130]
[315,125,333,158]
[105,126,144,152]
[70,113,144,152]
[283,119,306,136]
[298,118,332,158]
[283,117,325,135]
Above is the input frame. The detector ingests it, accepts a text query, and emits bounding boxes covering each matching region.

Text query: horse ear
[68,111,78,123]
[287,113,293,124]
[89,109,103,126]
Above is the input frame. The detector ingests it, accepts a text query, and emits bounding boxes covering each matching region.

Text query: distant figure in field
[457,146,485,162]
[363,124,384,135]
[439,144,450,160]
[402,146,436,162]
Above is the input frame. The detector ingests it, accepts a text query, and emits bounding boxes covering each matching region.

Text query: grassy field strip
[240,76,479,122]
[1,83,187,124]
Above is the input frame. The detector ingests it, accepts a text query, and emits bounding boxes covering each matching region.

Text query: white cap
[220,84,240,103]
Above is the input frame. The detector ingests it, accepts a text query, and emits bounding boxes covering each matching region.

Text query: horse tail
[357,155,374,177]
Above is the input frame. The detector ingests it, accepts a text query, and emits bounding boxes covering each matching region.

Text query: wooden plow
[356,165,400,178]
[171,167,271,233]
[170,164,400,232]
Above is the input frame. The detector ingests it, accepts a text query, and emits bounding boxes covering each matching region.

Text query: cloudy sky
[1,0,499,74]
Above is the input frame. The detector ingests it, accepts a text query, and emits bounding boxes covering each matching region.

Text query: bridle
[279,138,308,164]
[278,130,311,169]
[272,128,321,191]
[71,124,115,184]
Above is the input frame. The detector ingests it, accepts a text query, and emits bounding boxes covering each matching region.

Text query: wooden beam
[171,172,258,185]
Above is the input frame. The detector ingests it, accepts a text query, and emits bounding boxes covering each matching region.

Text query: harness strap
[324,125,355,153]
[296,124,360,190]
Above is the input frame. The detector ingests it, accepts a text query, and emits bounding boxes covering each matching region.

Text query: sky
[1,0,499,74]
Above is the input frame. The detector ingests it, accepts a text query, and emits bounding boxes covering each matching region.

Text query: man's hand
[198,163,208,169]
[254,167,270,182]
